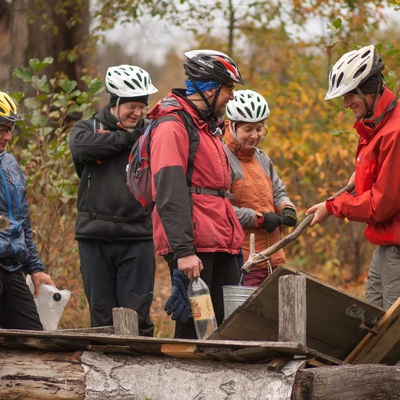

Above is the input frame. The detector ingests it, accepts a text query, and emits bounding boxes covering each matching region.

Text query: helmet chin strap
[111,98,134,132]
[190,80,224,136]
[190,80,222,118]
[356,81,382,120]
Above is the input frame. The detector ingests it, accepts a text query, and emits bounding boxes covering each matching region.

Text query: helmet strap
[229,121,239,142]
[356,80,382,120]
[190,80,222,118]
[111,97,129,131]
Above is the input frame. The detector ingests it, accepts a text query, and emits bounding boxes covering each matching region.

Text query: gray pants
[365,245,400,310]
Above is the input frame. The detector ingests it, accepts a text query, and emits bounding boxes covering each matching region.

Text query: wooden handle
[241,182,355,273]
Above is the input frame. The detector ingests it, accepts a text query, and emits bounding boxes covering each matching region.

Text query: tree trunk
[6,0,91,91]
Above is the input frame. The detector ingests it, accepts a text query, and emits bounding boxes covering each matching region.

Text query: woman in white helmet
[224,89,297,286]
[307,45,400,310]
[69,65,158,335]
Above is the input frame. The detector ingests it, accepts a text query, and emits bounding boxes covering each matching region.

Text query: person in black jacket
[69,65,158,336]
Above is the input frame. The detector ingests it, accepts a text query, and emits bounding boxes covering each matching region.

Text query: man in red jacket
[149,50,245,338]
[307,45,400,310]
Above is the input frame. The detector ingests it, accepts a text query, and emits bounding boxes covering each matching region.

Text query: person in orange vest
[224,89,297,287]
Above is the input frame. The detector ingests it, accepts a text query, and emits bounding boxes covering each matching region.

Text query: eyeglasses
[0,124,15,134]
[122,104,149,114]
[224,84,236,93]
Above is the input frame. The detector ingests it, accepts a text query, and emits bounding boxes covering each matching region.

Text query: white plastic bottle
[26,276,71,331]
[188,277,218,340]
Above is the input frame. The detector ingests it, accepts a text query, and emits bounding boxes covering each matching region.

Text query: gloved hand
[281,208,298,227]
[164,269,190,323]
[260,212,284,233]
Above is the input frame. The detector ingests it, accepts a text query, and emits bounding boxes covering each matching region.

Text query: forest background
[0,0,399,337]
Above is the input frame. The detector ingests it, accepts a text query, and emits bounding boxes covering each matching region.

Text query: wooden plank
[59,326,114,334]
[210,266,385,361]
[0,326,343,364]
[345,296,400,364]
[278,275,306,345]
[161,343,208,359]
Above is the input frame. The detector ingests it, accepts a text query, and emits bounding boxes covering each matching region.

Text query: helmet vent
[354,64,367,78]
[337,72,344,87]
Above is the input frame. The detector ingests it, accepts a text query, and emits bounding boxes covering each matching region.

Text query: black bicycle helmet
[184,50,244,85]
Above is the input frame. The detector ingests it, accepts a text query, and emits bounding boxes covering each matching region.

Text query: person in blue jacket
[0,91,55,330]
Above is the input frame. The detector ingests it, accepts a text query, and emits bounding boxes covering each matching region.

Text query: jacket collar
[355,87,398,141]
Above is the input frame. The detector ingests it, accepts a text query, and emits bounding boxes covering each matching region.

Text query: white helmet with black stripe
[105,65,158,97]
[226,90,270,123]
[325,44,385,100]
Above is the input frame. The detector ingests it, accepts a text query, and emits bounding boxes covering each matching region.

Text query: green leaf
[29,57,54,73]
[332,18,342,29]
[13,68,33,83]
[331,129,345,137]
[61,79,78,94]
[66,104,83,115]
[32,75,50,93]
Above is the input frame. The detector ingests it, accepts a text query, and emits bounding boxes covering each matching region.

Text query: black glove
[164,269,190,323]
[281,208,298,227]
[260,212,284,233]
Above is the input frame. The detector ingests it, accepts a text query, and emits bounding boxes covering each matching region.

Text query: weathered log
[292,364,400,400]
[2,348,400,400]
[242,182,355,273]
[0,349,304,400]
[0,349,85,399]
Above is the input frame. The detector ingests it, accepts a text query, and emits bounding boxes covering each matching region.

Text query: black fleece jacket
[69,105,152,241]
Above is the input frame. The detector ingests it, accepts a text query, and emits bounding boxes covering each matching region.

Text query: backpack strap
[93,118,104,132]
[173,110,200,187]
[149,111,200,188]
[188,187,234,199]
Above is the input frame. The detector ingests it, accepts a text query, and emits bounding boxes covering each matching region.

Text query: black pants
[167,252,240,339]
[79,240,155,336]
[0,268,43,330]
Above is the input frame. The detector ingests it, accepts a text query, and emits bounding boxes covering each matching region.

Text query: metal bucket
[223,285,256,319]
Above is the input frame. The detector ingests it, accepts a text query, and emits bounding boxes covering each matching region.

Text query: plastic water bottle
[188,277,218,340]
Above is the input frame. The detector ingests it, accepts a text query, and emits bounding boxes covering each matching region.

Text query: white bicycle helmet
[325,44,385,100]
[226,90,270,122]
[105,65,158,97]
